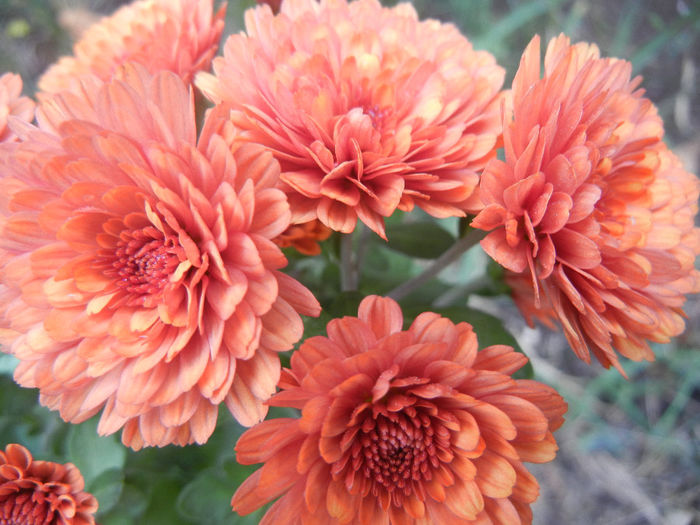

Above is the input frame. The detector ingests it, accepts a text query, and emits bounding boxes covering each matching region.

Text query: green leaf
[99,482,149,524]
[177,463,265,525]
[90,468,124,515]
[67,417,126,486]
[326,290,365,318]
[141,478,191,525]
[176,467,235,523]
[385,221,456,259]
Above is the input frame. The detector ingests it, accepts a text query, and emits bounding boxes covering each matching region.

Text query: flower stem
[387,228,487,301]
[340,232,357,291]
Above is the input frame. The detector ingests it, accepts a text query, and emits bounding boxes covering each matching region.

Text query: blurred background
[0,0,698,523]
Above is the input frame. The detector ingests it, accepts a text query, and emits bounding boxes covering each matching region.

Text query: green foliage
[385,220,456,259]
[67,419,127,485]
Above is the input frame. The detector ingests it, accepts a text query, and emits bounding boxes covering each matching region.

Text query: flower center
[363,104,392,130]
[0,492,53,525]
[351,411,445,502]
[108,227,180,301]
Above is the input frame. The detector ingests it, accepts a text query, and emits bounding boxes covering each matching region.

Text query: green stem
[387,228,487,301]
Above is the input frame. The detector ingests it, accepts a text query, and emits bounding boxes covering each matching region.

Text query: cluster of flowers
[0,0,697,523]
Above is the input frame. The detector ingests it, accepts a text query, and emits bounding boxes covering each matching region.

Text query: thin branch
[340,232,356,291]
[387,228,487,301]
[355,223,372,277]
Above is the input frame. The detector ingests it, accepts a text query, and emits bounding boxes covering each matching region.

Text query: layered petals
[38,0,226,94]
[197,0,505,238]
[0,65,320,449]
[472,35,700,372]
[232,296,567,524]
[0,443,98,525]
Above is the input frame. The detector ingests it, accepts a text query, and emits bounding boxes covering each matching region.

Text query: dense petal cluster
[232,296,566,524]
[38,0,225,94]
[471,35,700,372]
[197,0,504,238]
[0,73,35,143]
[0,443,98,525]
[0,65,320,449]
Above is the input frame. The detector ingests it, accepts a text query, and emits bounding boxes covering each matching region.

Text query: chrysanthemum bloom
[232,295,567,524]
[0,73,35,143]
[0,443,98,525]
[38,0,226,94]
[471,35,700,373]
[197,0,505,239]
[274,220,332,255]
[0,64,320,449]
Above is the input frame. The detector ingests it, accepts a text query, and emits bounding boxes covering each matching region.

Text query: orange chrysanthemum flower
[197,0,504,239]
[0,443,98,525]
[0,73,35,143]
[38,0,226,94]
[471,35,700,373]
[0,65,320,450]
[232,295,567,524]
[274,219,332,255]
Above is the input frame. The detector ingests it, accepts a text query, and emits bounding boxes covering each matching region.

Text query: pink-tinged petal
[317,198,358,234]
[551,227,601,269]
[275,271,321,317]
[260,297,303,351]
[473,345,528,375]
[568,183,601,223]
[538,192,573,233]
[357,295,403,339]
[189,399,218,444]
[503,172,545,215]
[225,377,267,427]
[326,317,377,357]
[206,267,247,321]
[250,188,291,238]
[480,230,529,274]
[471,204,507,231]
[235,418,301,464]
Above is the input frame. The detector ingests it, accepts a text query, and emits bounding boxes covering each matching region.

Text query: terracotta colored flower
[471,35,700,373]
[0,443,98,525]
[274,219,332,255]
[0,64,320,450]
[38,0,226,94]
[232,295,567,524]
[0,73,35,143]
[197,0,505,239]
